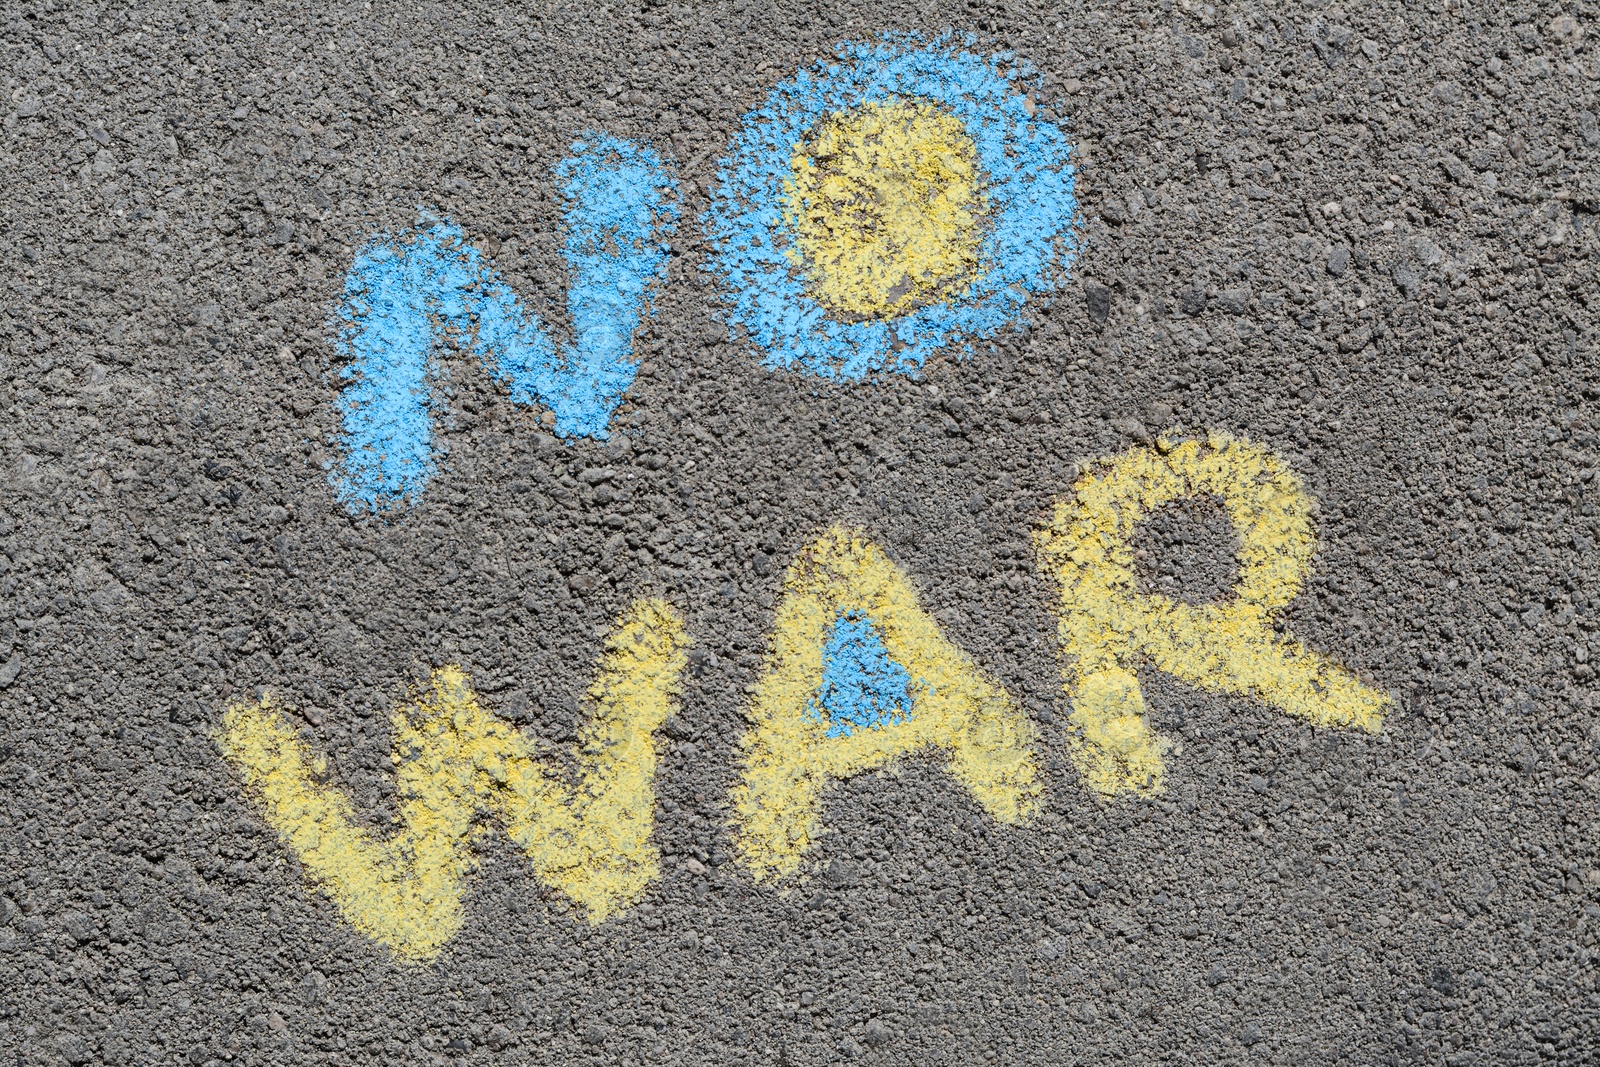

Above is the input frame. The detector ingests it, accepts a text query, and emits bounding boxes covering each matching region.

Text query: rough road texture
[3,2,1599,1065]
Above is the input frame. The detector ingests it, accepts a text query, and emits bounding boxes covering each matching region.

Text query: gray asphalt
[2,2,1598,1065]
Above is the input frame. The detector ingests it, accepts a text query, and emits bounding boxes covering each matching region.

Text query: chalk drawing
[781,98,989,320]
[732,527,1041,881]
[220,438,1401,927]
[808,609,915,738]
[1034,433,1391,797]
[332,134,676,512]
[218,599,689,962]
[704,35,1080,379]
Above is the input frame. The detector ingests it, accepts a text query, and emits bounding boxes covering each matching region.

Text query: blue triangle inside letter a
[808,611,913,738]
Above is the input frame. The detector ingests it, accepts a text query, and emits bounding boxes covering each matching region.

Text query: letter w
[218,599,689,962]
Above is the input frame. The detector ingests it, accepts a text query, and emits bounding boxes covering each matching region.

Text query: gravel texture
[3,1,1599,1065]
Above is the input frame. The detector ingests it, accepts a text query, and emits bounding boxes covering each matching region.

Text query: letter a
[218,598,688,962]
[732,528,1041,881]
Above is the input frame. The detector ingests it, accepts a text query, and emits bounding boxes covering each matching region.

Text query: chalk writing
[220,435,1396,952]
[219,599,688,961]
[703,35,1079,378]
[732,528,1041,880]
[331,135,676,511]
[1034,433,1391,796]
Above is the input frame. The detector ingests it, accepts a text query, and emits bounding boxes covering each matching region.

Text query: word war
[325,35,1080,513]
[220,437,1390,963]
[332,135,676,512]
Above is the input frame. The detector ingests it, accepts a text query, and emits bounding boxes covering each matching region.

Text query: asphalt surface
[3,2,1599,1065]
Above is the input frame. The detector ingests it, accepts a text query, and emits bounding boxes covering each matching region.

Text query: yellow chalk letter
[732,528,1040,881]
[218,598,689,962]
[1035,432,1390,797]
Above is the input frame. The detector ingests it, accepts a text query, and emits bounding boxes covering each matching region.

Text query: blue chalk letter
[330,134,677,511]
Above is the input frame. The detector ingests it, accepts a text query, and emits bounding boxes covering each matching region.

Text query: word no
[327,36,1079,511]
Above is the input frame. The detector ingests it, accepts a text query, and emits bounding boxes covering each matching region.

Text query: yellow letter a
[217,598,688,962]
[731,528,1040,881]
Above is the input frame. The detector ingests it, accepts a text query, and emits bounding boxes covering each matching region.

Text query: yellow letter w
[217,598,689,963]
